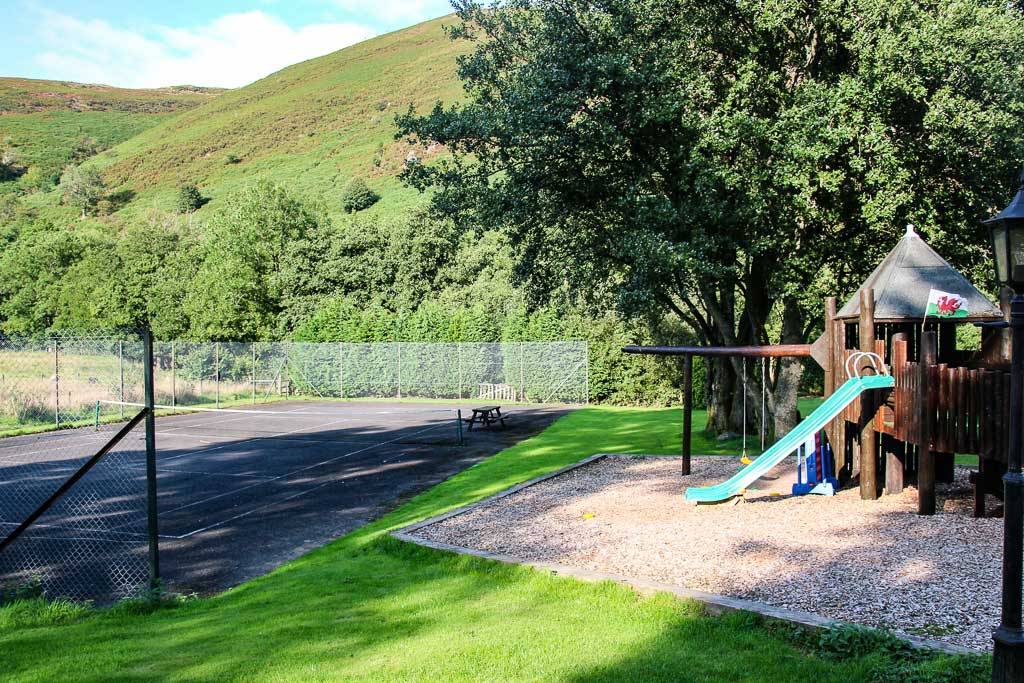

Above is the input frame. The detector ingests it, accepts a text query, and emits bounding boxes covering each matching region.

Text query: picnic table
[465,406,506,431]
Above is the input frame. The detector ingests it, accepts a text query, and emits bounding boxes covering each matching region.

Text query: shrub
[340,176,380,213]
[176,183,204,214]
[225,153,241,165]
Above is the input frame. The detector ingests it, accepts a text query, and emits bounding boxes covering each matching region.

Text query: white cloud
[329,0,448,24]
[33,10,377,88]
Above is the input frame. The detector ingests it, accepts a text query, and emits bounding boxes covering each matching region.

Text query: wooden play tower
[823,225,1009,516]
[627,225,1011,516]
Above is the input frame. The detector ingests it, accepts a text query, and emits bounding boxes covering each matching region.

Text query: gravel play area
[411,455,1002,651]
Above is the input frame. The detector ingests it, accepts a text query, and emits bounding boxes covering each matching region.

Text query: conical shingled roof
[835,225,1002,322]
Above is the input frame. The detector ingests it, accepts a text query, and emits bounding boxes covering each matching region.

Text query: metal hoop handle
[845,351,889,379]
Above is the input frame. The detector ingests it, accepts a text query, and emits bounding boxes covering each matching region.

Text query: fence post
[215,342,220,409]
[171,341,176,413]
[53,339,59,428]
[118,340,124,418]
[251,343,256,404]
[585,341,590,405]
[458,343,463,400]
[339,342,345,399]
[397,342,402,400]
[142,330,161,590]
[519,342,525,402]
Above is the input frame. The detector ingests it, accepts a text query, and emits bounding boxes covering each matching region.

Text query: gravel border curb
[391,453,978,657]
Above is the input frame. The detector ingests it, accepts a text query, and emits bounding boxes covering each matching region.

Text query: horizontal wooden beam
[622,344,812,358]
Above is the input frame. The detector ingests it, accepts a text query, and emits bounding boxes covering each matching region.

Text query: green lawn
[0,405,984,682]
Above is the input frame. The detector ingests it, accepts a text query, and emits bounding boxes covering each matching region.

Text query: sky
[0,0,456,89]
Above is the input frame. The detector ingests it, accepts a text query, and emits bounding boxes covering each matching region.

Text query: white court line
[152,404,313,435]
[154,421,448,540]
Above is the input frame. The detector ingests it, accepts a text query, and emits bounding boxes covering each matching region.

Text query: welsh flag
[926,289,969,319]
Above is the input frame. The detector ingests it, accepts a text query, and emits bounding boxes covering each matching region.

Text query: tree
[0,146,22,181]
[0,221,97,332]
[176,183,204,224]
[399,0,1024,435]
[340,176,380,213]
[58,165,105,218]
[183,181,328,340]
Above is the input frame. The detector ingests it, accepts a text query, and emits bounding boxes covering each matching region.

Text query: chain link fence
[148,340,588,407]
[1,336,584,602]
[0,331,152,601]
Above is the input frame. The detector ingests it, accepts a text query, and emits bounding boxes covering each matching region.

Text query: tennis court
[0,400,570,600]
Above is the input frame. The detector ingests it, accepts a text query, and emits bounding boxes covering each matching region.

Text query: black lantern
[989,168,1024,683]
[986,170,1024,292]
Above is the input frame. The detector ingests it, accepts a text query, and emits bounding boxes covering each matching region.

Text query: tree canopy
[398,0,1024,432]
[58,165,105,218]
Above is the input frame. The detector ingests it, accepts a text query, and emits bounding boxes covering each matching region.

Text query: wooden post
[886,332,909,495]
[682,354,693,476]
[824,297,836,397]
[828,299,852,481]
[918,331,937,515]
[859,288,879,500]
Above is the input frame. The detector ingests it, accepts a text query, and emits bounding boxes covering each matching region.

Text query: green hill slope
[0,78,222,191]
[84,16,464,222]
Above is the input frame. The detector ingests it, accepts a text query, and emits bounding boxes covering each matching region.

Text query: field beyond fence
[0,337,589,435]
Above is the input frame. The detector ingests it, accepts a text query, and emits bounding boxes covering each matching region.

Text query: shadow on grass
[0,405,912,683]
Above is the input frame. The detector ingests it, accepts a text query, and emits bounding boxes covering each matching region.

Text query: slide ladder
[684,353,894,504]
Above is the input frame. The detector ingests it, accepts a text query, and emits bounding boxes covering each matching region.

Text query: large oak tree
[399,0,1024,434]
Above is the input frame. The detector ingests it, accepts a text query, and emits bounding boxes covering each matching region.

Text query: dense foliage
[0,182,685,404]
[175,184,204,215]
[340,177,380,213]
[399,0,1024,432]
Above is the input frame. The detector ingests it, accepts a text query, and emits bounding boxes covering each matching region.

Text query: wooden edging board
[390,453,978,656]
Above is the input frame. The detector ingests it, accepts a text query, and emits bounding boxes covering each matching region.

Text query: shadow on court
[0,402,571,600]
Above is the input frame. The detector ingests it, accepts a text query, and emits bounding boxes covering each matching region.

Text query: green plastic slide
[684,374,895,503]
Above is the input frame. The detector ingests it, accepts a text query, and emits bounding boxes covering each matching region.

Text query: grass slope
[0,405,980,682]
[74,17,464,223]
[0,78,221,190]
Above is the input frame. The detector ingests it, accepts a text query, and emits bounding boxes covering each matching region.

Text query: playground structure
[626,226,1010,516]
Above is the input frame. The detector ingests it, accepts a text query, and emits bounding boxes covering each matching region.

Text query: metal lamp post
[986,169,1024,683]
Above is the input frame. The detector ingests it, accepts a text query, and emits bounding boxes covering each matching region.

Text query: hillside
[0,78,223,192]
[78,16,465,222]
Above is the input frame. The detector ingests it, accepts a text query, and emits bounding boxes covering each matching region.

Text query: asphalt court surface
[0,401,571,598]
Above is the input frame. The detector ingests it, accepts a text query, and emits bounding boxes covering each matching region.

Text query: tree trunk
[704,356,734,434]
[771,297,804,437]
